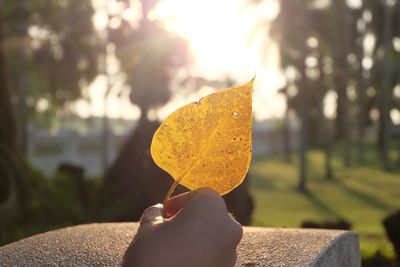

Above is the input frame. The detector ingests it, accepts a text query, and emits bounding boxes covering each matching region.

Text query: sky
[74,0,286,121]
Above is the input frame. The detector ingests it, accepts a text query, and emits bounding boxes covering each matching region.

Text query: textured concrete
[0,223,360,267]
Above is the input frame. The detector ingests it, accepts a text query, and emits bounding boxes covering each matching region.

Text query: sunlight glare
[154,0,278,79]
[153,0,284,119]
[86,0,285,120]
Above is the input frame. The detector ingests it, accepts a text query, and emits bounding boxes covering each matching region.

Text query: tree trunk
[296,3,310,192]
[335,3,352,167]
[298,71,308,192]
[323,117,334,180]
[354,10,366,165]
[379,2,392,170]
[282,91,292,163]
[335,80,347,140]
[325,143,334,179]
[103,113,171,221]
[335,73,352,167]
[17,61,28,154]
[356,72,366,165]
[101,98,110,174]
[0,14,16,144]
[0,2,17,203]
[318,53,334,180]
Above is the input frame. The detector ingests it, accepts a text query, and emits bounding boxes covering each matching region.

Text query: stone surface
[0,223,360,267]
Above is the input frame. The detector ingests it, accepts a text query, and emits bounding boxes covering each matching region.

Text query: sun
[153,0,278,79]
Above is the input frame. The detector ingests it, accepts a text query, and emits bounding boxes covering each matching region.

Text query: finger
[164,190,197,218]
[140,204,164,227]
[172,187,227,221]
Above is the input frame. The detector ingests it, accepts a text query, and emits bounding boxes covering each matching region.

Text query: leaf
[151,78,254,196]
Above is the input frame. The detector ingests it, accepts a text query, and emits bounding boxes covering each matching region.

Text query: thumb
[139,204,165,227]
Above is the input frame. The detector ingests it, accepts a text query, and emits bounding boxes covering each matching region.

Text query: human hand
[122,188,243,267]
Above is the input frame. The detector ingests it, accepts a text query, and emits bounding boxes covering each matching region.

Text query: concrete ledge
[0,223,360,266]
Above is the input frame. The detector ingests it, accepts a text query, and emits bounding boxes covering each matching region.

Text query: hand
[122,188,243,267]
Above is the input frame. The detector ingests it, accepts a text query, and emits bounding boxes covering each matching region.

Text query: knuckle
[196,187,218,198]
[195,188,226,209]
[140,204,164,225]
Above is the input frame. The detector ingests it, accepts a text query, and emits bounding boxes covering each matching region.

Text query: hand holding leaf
[151,78,254,202]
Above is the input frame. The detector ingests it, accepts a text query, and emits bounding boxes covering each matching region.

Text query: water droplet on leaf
[232,111,240,117]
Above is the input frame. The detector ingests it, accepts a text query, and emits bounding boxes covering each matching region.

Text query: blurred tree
[271,0,313,191]
[0,3,29,223]
[277,85,292,163]
[379,0,400,170]
[267,0,398,183]
[352,5,367,165]
[110,0,189,120]
[333,0,353,167]
[380,1,393,170]
[270,0,361,179]
[2,0,101,132]
[366,0,399,169]
[329,2,368,166]
[1,0,100,223]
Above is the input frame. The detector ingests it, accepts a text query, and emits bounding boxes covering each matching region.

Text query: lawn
[249,150,400,260]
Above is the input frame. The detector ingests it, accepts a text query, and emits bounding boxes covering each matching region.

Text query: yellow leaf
[151,78,254,197]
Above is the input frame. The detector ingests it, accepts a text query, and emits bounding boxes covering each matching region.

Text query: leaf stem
[163,180,179,205]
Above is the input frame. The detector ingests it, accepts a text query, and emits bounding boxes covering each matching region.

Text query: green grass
[249,150,400,260]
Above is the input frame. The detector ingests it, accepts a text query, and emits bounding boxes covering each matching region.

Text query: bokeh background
[0,0,399,266]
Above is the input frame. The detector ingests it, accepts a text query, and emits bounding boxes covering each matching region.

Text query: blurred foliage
[2,0,101,126]
[110,0,190,116]
[271,0,400,133]
[0,162,123,246]
[0,0,103,240]
[269,0,400,190]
